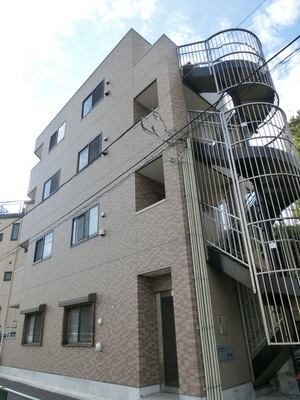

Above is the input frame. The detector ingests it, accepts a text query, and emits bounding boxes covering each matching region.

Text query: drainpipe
[180,140,223,400]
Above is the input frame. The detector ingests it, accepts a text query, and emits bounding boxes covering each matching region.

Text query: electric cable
[0,1,277,227]
[2,1,272,212]
[236,0,268,29]
[1,34,300,253]
[0,34,299,263]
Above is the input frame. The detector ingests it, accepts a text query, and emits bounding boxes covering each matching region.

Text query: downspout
[180,139,223,400]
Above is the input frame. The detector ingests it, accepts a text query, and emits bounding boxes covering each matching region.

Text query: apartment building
[0,202,26,344]
[0,29,299,400]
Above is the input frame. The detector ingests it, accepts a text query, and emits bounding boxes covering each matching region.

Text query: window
[77,134,102,172]
[82,81,104,117]
[72,205,99,245]
[34,232,54,262]
[11,223,20,241]
[59,293,96,346]
[43,171,60,200]
[21,304,46,345]
[0,233,3,241]
[49,122,66,151]
[3,271,12,281]
[24,314,43,344]
[65,304,93,344]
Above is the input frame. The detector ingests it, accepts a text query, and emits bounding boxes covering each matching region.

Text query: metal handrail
[0,387,41,400]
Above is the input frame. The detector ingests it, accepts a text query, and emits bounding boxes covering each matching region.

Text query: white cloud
[102,0,157,23]
[217,17,232,31]
[1,0,158,67]
[2,0,298,200]
[132,0,158,20]
[248,0,300,122]
[272,48,300,118]
[165,12,199,45]
[0,0,160,200]
[251,0,300,48]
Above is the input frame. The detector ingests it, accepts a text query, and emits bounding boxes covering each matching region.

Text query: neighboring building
[0,202,26,344]
[0,29,299,400]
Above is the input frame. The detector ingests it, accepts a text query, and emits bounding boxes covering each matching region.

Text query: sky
[0,0,300,202]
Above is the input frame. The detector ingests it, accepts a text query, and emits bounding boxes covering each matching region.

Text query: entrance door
[157,291,179,393]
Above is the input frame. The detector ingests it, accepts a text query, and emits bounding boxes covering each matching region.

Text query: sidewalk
[259,392,300,399]
[0,375,299,400]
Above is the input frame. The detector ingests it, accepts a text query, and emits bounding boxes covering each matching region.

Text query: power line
[1,1,272,209]
[185,34,300,133]
[11,235,188,296]
[0,35,299,263]
[270,46,300,74]
[0,0,274,233]
[236,0,268,29]
[1,35,300,256]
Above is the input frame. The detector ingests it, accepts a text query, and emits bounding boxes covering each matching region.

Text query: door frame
[156,290,179,394]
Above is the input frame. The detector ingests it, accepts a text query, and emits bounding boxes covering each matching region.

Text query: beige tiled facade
[0,29,267,400]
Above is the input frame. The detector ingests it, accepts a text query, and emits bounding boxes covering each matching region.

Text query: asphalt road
[0,377,80,400]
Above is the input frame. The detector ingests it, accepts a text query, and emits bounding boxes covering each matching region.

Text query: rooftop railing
[0,201,25,216]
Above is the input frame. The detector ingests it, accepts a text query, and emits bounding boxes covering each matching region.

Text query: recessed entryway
[156,290,179,393]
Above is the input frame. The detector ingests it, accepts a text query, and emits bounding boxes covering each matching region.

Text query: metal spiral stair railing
[179,28,300,385]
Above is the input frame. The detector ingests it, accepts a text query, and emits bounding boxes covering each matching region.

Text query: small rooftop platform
[0,201,26,218]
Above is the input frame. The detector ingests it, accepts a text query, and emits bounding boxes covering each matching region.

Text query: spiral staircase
[179,29,300,387]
